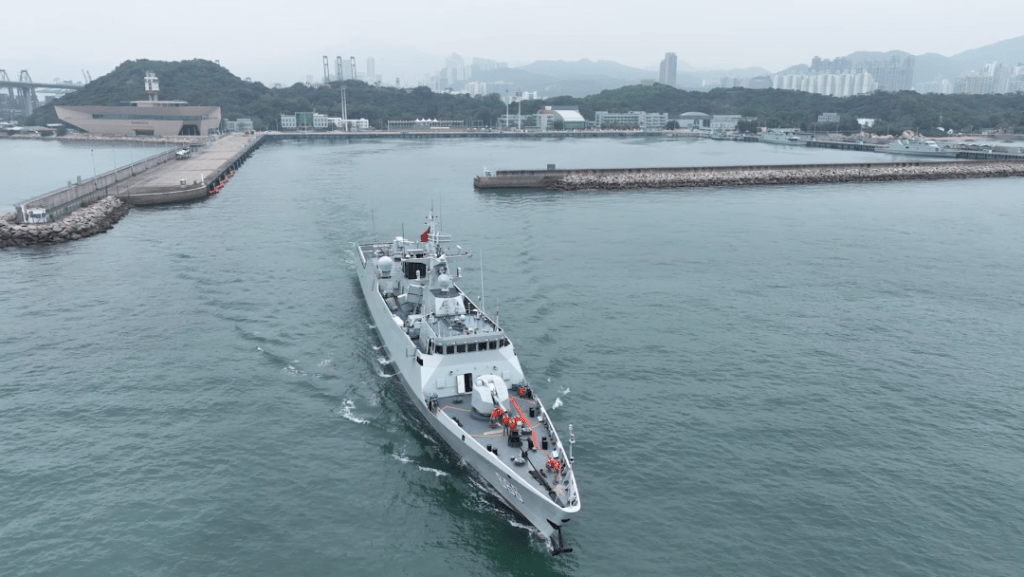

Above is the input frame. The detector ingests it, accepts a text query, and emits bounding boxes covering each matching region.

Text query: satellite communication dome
[438,273,453,289]
[378,256,394,276]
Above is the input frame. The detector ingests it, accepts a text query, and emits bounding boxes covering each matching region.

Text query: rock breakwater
[550,162,1024,191]
[0,197,131,249]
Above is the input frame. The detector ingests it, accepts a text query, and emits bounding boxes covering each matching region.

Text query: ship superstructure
[356,212,580,554]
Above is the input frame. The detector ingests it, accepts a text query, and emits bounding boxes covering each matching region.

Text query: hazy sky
[7,0,1021,86]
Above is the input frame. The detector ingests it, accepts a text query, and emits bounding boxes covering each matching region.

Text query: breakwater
[1,196,130,248]
[12,146,191,223]
[473,161,1024,191]
[4,134,264,248]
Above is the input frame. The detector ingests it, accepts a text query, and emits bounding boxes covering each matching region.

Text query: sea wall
[550,162,1024,191]
[0,197,131,249]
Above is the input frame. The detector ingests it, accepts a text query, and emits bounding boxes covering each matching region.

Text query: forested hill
[575,84,1024,134]
[28,59,1024,135]
[28,58,514,131]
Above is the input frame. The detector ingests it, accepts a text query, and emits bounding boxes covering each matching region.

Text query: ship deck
[434,392,574,506]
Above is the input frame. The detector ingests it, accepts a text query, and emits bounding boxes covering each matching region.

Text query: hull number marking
[497,473,524,503]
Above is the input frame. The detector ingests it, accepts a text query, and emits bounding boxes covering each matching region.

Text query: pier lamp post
[90,149,98,191]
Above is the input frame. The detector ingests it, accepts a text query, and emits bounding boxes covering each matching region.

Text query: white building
[594,111,667,131]
[678,112,711,129]
[280,114,297,130]
[710,115,742,131]
[328,118,370,130]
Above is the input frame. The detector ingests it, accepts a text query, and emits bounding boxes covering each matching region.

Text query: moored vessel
[879,138,959,158]
[355,212,580,554]
[759,129,811,146]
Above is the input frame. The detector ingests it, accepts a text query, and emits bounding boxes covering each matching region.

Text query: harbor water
[2,137,1023,576]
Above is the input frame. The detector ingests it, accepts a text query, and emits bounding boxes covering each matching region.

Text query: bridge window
[435,345,443,354]
[468,343,477,352]
[489,341,497,350]
[446,345,455,354]
[456,344,466,353]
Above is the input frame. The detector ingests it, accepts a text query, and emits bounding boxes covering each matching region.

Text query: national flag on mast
[420,227,430,242]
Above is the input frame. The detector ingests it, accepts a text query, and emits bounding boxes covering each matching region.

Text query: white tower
[144,71,159,101]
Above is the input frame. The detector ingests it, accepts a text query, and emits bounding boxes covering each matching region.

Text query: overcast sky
[7,0,1021,86]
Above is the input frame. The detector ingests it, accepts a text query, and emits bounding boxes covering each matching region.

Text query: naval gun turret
[472,374,510,416]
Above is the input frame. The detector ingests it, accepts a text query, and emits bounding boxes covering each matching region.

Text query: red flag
[420,227,430,242]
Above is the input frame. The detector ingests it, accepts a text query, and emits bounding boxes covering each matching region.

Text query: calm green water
[2,137,1023,576]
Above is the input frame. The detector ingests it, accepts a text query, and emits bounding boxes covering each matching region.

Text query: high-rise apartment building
[659,53,677,87]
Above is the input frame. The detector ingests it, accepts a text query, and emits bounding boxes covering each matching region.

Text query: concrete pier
[12,133,263,223]
[116,133,263,205]
[3,133,264,248]
[474,160,1024,191]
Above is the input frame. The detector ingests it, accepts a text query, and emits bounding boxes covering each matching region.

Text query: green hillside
[28,59,1024,135]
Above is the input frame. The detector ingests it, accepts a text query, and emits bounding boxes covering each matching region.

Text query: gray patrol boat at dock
[356,212,580,554]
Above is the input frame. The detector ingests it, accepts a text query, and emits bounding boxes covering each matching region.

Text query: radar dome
[438,273,453,289]
[378,256,394,276]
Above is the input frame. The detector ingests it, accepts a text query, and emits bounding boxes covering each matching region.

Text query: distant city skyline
[5,0,1023,89]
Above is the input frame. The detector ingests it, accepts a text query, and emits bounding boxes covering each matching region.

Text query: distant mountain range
[776,34,1024,90]
[471,59,771,98]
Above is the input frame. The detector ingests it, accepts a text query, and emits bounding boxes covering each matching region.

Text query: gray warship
[356,212,580,554]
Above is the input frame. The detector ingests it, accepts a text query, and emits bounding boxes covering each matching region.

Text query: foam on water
[338,399,369,424]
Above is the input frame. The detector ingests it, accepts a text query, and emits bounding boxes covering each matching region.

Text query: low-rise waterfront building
[710,115,742,131]
[594,111,668,131]
[386,118,466,130]
[224,118,254,132]
[538,106,586,130]
[678,112,711,129]
[328,118,370,130]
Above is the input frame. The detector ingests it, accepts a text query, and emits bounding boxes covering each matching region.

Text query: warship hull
[355,228,580,552]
